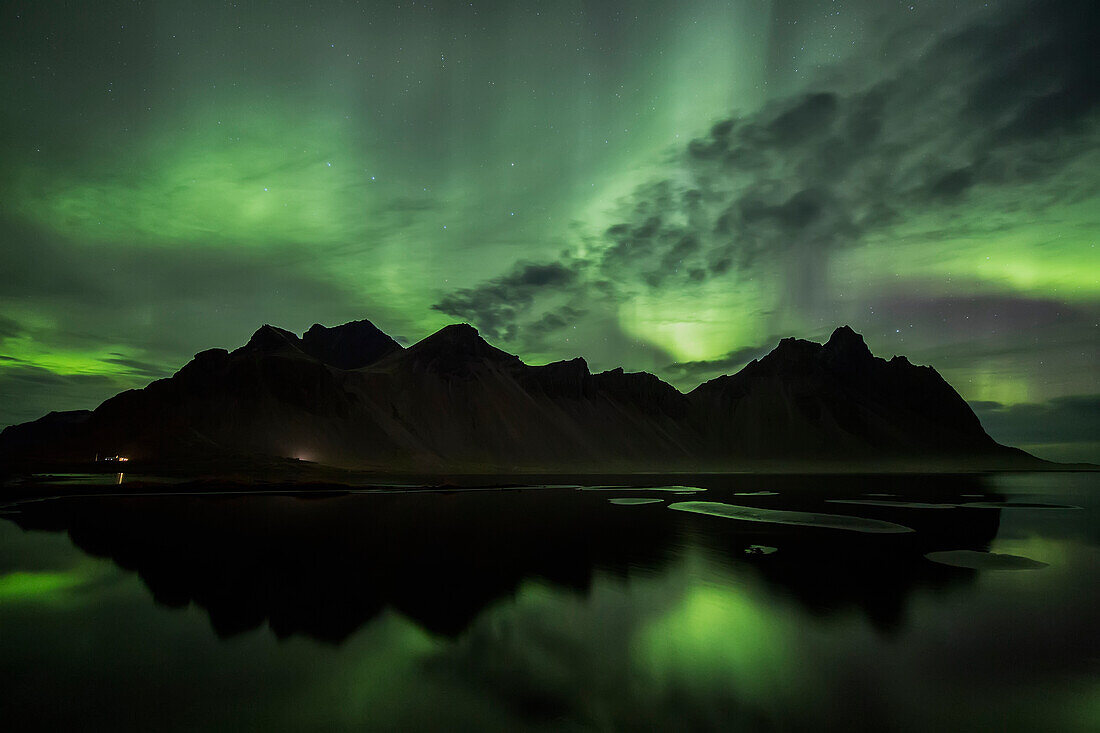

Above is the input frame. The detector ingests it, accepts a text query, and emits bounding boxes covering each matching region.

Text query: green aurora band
[0,0,1096,460]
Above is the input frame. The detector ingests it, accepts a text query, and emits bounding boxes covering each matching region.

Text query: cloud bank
[434,0,1099,382]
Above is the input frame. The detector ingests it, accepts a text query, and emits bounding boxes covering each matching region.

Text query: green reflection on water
[272,614,476,732]
[0,571,86,602]
[635,580,795,700]
[0,473,1097,732]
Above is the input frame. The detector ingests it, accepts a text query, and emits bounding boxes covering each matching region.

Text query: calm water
[1,473,1097,731]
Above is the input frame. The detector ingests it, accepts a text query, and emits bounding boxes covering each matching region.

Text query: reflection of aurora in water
[0,472,1097,731]
[636,573,798,700]
[0,570,86,601]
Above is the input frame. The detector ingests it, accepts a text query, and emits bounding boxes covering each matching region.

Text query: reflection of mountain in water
[4,476,1003,642]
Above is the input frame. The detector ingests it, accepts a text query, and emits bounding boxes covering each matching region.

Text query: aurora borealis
[1,0,1097,460]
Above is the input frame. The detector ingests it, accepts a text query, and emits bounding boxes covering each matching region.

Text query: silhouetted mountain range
[0,320,1038,471]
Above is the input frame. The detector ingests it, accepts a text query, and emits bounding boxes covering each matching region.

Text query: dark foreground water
[1,473,1097,731]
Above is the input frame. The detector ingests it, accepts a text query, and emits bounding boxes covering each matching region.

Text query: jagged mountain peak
[238,320,403,370]
[430,322,482,341]
[303,319,385,340]
[825,325,872,359]
[767,336,820,359]
[692,327,892,396]
[534,356,590,375]
[395,323,523,373]
[737,326,874,375]
[300,319,402,370]
[245,324,302,353]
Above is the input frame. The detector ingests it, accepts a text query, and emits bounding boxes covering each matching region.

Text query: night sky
[1,0,1097,461]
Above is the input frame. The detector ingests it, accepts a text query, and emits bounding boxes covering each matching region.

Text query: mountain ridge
[0,319,1042,472]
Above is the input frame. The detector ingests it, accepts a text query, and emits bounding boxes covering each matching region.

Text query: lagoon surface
[2,473,1098,731]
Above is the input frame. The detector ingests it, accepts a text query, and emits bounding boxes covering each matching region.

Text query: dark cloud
[765,91,839,145]
[526,306,588,337]
[0,315,25,339]
[0,365,123,427]
[431,261,579,341]
[446,0,1096,353]
[925,168,975,202]
[101,356,171,379]
[965,2,1100,143]
[662,343,775,389]
[972,394,1100,463]
[611,0,1100,303]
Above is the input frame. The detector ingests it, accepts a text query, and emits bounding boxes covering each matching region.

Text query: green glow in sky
[0,0,1096,459]
[13,111,362,247]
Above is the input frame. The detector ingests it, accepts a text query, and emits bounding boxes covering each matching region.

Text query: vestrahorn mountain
[0,320,1038,472]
